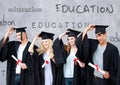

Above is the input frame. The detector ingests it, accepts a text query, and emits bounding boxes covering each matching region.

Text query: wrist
[32,39,37,44]
[4,33,9,38]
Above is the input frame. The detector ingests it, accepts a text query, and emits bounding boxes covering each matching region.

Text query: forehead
[95,33,105,36]
[16,32,26,35]
[41,39,49,42]
[68,36,76,39]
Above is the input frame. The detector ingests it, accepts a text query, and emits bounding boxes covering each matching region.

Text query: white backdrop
[0,0,120,84]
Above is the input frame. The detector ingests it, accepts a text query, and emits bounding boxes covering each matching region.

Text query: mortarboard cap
[66,29,81,37]
[14,27,27,33]
[95,25,109,34]
[14,27,27,41]
[39,31,54,40]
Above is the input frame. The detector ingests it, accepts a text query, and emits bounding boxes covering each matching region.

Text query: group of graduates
[0,25,120,85]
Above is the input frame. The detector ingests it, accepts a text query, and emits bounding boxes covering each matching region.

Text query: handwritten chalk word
[56,4,114,14]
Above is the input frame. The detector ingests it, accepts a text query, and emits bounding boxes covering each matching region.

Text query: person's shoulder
[107,42,118,50]
[8,41,20,45]
[89,38,97,41]
[28,41,38,49]
[88,39,98,44]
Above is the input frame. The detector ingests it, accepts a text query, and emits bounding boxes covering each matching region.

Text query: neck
[21,39,28,45]
[46,48,50,52]
[71,44,76,48]
[70,44,77,54]
[46,49,51,55]
[99,40,107,47]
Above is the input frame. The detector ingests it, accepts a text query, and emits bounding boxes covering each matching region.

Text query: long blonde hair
[37,39,54,55]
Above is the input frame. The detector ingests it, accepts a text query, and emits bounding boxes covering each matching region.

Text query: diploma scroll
[73,56,85,67]
[11,55,22,66]
[42,58,50,68]
[88,62,106,74]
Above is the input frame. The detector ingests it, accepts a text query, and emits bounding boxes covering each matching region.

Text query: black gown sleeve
[76,33,90,85]
[117,55,120,85]
[26,45,38,71]
[76,33,89,62]
[0,38,3,52]
[53,38,67,64]
[0,37,9,62]
[28,46,41,85]
[108,45,119,84]
[0,38,3,61]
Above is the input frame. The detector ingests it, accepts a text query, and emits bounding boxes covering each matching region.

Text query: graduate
[28,31,56,85]
[82,25,119,85]
[53,29,86,85]
[0,26,36,85]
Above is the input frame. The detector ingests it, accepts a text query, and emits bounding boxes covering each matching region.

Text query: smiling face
[95,32,107,45]
[68,36,76,46]
[41,39,50,49]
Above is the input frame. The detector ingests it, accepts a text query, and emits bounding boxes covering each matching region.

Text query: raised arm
[59,30,69,40]
[82,25,95,40]
[0,27,15,61]
[28,34,40,54]
[2,26,15,46]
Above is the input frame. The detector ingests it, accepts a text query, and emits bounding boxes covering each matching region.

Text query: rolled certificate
[88,62,106,74]
[73,56,85,67]
[11,55,22,65]
[42,60,49,68]
[11,55,18,61]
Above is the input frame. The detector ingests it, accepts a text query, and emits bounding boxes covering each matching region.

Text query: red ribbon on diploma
[42,60,49,68]
[95,64,99,71]
[88,62,106,74]
[45,60,49,64]
[16,59,22,65]
[73,58,79,63]
[11,55,22,66]
[73,57,85,68]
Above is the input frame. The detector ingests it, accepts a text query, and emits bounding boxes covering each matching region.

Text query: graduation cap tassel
[14,27,27,41]
[21,32,22,41]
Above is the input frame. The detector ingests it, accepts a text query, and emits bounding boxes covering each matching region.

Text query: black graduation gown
[34,52,57,85]
[86,39,119,85]
[0,38,35,85]
[116,55,120,85]
[53,34,87,85]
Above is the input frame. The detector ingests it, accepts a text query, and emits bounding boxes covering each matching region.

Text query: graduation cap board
[66,29,81,37]
[14,27,27,33]
[39,31,54,40]
[14,27,27,40]
[95,25,109,34]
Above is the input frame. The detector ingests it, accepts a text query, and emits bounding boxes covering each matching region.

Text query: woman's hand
[59,30,69,40]
[34,33,41,41]
[28,33,40,53]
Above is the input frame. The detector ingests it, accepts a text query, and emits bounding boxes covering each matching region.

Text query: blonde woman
[28,31,56,85]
